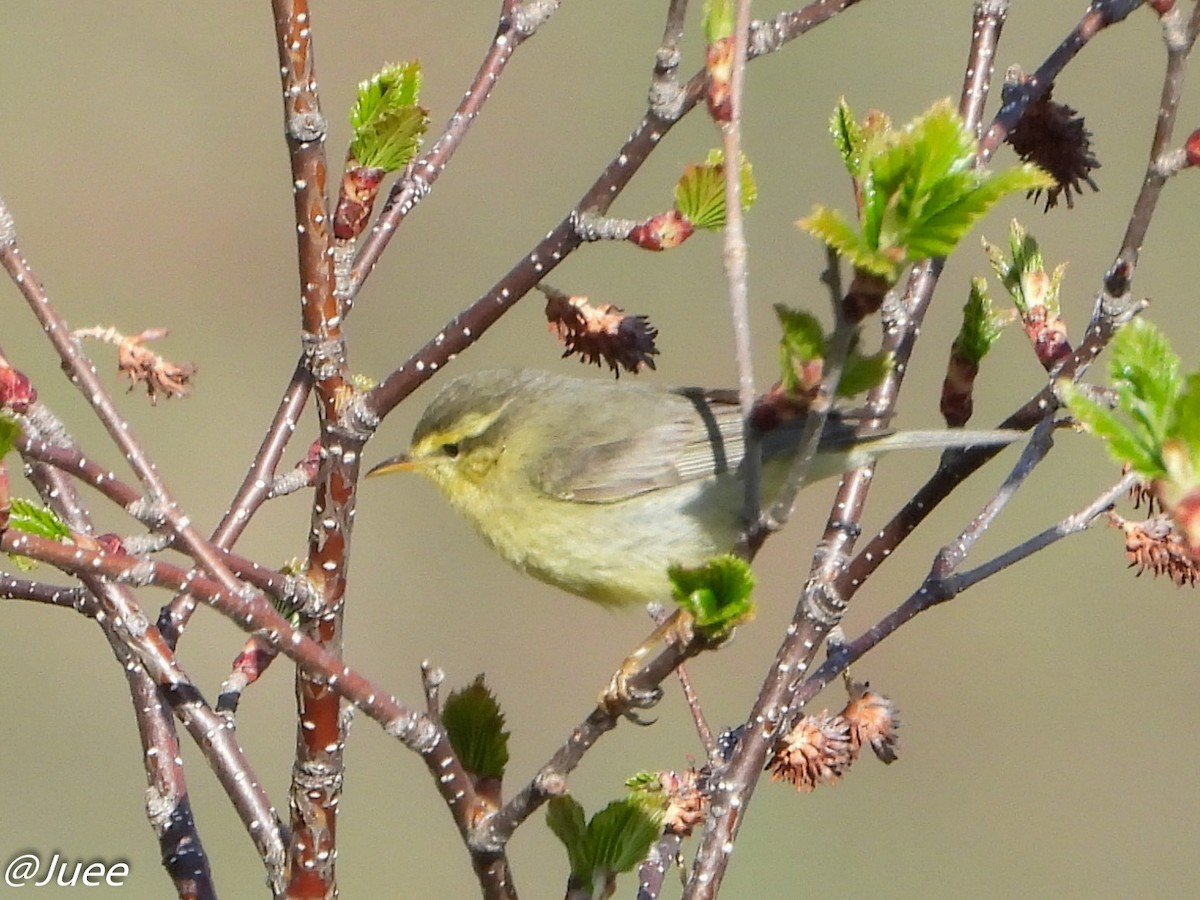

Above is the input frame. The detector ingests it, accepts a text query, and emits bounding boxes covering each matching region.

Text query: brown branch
[21,460,273,897]
[474,627,705,853]
[1105,0,1200,295]
[359,0,874,426]
[268,1,353,894]
[347,0,563,297]
[0,527,484,822]
[159,363,312,645]
[686,2,1006,891]
[721,0,759,525]
[805,471,1136,708]
[0,572,93,613]
[978,0,1145,162]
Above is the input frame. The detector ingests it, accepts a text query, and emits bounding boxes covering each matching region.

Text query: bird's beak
[366,454,417,478]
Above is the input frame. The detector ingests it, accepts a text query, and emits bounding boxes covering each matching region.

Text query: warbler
[368,368,1020,607]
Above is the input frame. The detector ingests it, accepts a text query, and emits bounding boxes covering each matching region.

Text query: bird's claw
[600,662,663,723]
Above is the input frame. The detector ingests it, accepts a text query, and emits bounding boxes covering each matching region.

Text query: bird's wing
[532,387,749,503]
[529,384,896,504]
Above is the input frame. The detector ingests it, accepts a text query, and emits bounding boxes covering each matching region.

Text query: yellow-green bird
[368,368,1020,607]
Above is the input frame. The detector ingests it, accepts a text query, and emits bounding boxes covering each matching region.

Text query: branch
[807,471,1137,702]
[347,0,563,296]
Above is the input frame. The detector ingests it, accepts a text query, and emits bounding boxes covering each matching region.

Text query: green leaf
[9,498,71,541]
[674,150,756,231]
[1109,317,1182,446]
[1060,379,1161,474]
[546,796,590,879]
[1059,319,1197,484]
[907,166,1053,260]
[797,206,898,280]
[586,799,662,875]
[1173,374,1200,452]
[830,98,864,177]
[669,555,755,638]
[838,348,892,397]
[774,305,824,358]
[982,219,1066,315]
[349,62,429,171]
[547,796,662,895]
[805,100,1054,288]
[442,675,510,780]
[624,772,668,813]
[0,414,19,458]
[353,106,429,172]
[702,0,736,42]
[954,278,1006,365]
[351,61,421,130]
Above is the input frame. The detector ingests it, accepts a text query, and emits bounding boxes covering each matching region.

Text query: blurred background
[0,2,1198,897]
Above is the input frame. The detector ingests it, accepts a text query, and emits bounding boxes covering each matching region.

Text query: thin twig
[649,0,691,119]
[721,0,759,526]
[17,452,282,894]
[1105,1,1200,295]
[809,472,1136,699]
[159,363,311,645]
[360,0,871,425]
[348,0,563,296]
[685,3,1011,891]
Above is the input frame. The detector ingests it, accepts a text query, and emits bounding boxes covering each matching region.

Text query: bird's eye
[442,442,460,458]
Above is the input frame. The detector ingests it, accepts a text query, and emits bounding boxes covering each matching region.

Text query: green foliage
[442,675,509,780]
[0,414,18,458]
[954,277,1007,365]
[6,498,72,569]
[702,0,736,42]
[799,99,1054,284]
[625,772,672,818]
[674,149,757,231]
[774,304,825,394]
[773,305,891,398]
[1061,319,1198,495]
[838,342,893,397]
[669,555,754,639]
[829,98,864,177]
[9,498,71,540]
[546,795,663,897]
[349,61,429,171]
[983,219,1065,315]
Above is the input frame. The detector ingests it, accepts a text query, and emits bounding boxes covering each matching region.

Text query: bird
[368,368,1021,608]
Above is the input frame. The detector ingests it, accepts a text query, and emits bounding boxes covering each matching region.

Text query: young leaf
[702,0,736,42]
[673,150,757,231]
[777,307,825,367]
[838,347,892,398]
[800,99,1055,287]
[1109,316,1181,445]
[1059,380,1160,474]
[9,498,71,541]
[547,796,662,897]
[1174,374,1200,452]
[349,62,429,171]
[830,97,864,177]
[546,796,589,879]
[955,277,1007,365]
[669,555,755,638]
[585,799,663,875]
[442,675,510,780]
[0,414,19,458]
[798,205,899,280]
[1059,319,1193,483]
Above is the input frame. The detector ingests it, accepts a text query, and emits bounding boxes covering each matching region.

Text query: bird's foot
[600,660,663,725]
[598,609,694,723]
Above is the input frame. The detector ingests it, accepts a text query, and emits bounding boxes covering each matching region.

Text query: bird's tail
[806,428,1025,483]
